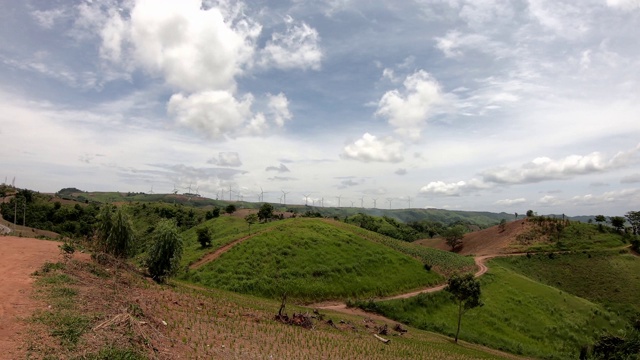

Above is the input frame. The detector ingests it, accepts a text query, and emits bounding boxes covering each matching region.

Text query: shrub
[146,220,184,283]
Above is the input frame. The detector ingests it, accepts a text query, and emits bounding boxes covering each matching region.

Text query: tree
[443,226,465,252]
[594,215,607,224]
[225,204,236,214]
[498,219,507,232]
[147,220,184,283]
[526,209,534,217]
[445,273,483,343]
[196,227,212,248]
[245,213,258,234]
[258,203,274,222]
[97,206,134,258]
[609,216,626,233]
[625,211,640,236]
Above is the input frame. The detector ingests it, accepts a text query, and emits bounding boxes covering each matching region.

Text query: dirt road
[0,236,85,358]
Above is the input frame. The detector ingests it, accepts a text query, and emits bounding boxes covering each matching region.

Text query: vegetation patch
[184,218,442,302]
[494,251,640,317]
[356,264,624,359]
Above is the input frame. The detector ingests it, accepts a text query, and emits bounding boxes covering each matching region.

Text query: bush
[146,220,184,283]
[196,227,212,248]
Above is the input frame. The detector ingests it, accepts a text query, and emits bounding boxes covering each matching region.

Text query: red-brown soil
[416,219,534,256]
[0,236,88,358]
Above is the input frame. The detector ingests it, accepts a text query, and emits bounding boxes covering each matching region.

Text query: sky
[1,0,640,216]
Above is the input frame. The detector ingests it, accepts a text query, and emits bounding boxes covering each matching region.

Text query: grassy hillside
[355,263,625,359]
[26,256,518,359]
[183,218,443,303]
[494,250,640,317]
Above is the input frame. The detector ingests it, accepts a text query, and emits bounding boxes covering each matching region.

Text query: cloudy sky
[1,0,640,215]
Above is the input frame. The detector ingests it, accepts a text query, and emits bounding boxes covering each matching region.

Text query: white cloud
[570,188,640,206]
[419,179,487,196]
[266,163,290,173]
[341,133,404,163]
[606,0,640,10]
[267,93,292,127]
[495,198,526,206]
[537,194,562,207]
[435,31,505,58]
[32,8,68,29]
[259,16,323,70]
[376,70,445,140]
[207,152,243,167]
[167,91,254,139]
[481,144,640,184]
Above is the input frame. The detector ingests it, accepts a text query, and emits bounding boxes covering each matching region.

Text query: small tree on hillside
[609,216,626,233]
[258,203,274,222]
[245,213,258,234]
[443,226,465,252]
[625,211,640,236]
[446,273,483,343]
[225,204,236,214]
[147,220,184,283]
[498,219,507,232]
[196,227,212,248]
[526,209,534,217]
[97,206,134,258]
[594,215,607,224]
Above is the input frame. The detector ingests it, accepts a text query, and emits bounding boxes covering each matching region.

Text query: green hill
[183,218,445,303]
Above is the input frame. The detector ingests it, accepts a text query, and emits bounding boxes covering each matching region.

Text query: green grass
[183,218,443,302]
[512,221,626,253]
[358,263,625,359]
[494,251,640,317]
[331,220,476,276]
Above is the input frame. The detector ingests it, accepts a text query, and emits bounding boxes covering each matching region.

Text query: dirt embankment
[0,236,88,358]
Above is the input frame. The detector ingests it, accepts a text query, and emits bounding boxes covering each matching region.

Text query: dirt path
[0,236,88,358]
[189,231,268,270]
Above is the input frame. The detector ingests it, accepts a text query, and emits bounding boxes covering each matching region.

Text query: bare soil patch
[416,219,534,256]
[0,236,87,358]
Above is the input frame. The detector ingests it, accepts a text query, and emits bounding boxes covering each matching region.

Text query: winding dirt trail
[189,230,270,270]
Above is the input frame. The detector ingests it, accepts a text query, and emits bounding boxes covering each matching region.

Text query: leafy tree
[96,206,134,258]
[609,216,626,233]
[225,204,236,214]
[147,220,184,283]
[258,203,274,222]
[443,226,465,252]
[594,214,607,224]
[625,211,640,236]
[526,209,534,217]
[196,227,212,248]
[445,273,483,343]
[245,213,258,234]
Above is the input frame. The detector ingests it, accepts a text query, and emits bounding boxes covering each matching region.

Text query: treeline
[343,213,470,242]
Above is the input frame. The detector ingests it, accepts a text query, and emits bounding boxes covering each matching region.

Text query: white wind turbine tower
[350,200,355,207]
[281,190,290,205]
[372,198,378,208]
[320,197,324,207]
[335,195,342,208]
[386,198,393,209]
[303,193,311,206]
[360,195,365,208]
[148,185,154,194]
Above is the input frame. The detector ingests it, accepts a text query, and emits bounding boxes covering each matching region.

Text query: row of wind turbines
[156,182,414,209]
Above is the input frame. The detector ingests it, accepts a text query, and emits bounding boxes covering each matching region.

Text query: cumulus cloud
[259,16,323,70]
[376,70,445,140]
[495,198,526,206]
[265,163,290,173]
[168,91,254,139]
[537,195,562,207]
[481,144,640,185]
[341,133,404,163]
[207,152,242,167]
[419,179,487,196]
[267,93,292,127]
[32,8,68,29]
[571,188,640,206]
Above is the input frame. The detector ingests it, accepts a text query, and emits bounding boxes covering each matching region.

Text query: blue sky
[1,0,640,215]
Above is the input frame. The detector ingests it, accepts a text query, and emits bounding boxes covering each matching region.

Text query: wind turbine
[350,200,355,207]
[360,196,365,208]
[320,197,324,207]
[303,193,311,206]
[386,198,393,209]
[372,198,378,208]
[281,190,290,205]
[148,185,154,194]
[335,195,342,208]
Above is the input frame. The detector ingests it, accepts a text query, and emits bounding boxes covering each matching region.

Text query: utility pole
[23,201,26,227]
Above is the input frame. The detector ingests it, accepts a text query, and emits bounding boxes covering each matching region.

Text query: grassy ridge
[359,263,624,359]
[493,250,640,317]
[512,221,626,253]
[184,218,443,302]
[330,220,476,276]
